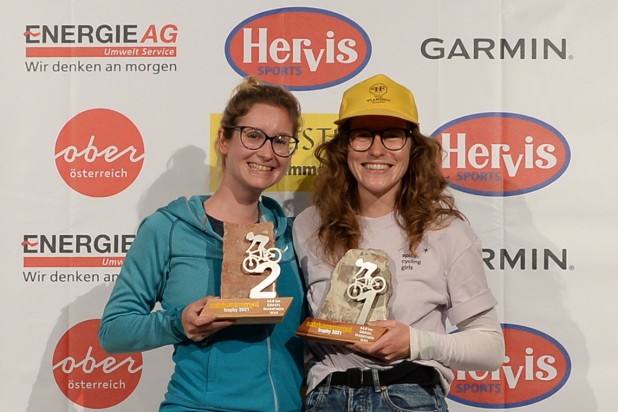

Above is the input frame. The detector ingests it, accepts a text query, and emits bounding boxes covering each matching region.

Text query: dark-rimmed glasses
[223,125,299,157]
[347,128,412,152]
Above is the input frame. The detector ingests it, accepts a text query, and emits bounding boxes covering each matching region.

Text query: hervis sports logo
[432,113,571,196]
[225,7,371,90]
[449,324,571,408]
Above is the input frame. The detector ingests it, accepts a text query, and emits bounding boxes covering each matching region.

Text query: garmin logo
[421,38,568,60]
[483,248,571,271]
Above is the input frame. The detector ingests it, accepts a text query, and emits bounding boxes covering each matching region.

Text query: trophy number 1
[346,258,387,324]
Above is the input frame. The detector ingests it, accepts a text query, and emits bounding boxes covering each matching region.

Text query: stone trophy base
[200,297,293,324]
[296,317,386,345]
[202,221,292,324]
[296,248,392,345]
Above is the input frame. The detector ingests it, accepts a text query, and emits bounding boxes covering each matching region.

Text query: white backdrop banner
[1,1,616,411]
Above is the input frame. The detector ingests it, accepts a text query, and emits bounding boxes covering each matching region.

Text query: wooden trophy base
[296,317,387,345]
[200,297,293,324]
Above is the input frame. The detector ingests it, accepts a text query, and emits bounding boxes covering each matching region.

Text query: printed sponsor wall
[1,1,616,410]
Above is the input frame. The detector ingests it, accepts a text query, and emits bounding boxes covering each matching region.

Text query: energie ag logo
[24,24,178,58]
[225,7,371,90]
[433,113,570,196]
[54,108,145,197]
[450,324,571,408]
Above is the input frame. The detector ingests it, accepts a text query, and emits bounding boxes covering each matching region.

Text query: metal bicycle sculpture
[242,232,283,299]
[346,258,388,324]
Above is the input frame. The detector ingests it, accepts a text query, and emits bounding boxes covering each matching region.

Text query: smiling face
[346,115,412,212]
[218,103,294,199]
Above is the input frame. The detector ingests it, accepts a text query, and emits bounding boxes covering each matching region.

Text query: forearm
[409,308,505,371]
[98,213,187,353]
[99,305,186,353]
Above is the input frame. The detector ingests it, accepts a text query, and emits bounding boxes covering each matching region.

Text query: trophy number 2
[242,232,283,299]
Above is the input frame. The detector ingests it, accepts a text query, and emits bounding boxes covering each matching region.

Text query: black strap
[328,362,438,388]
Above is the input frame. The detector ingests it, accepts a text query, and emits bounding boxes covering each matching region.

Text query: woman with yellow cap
[293,74,504,411]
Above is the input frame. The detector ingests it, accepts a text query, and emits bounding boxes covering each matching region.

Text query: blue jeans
[304,373,449,412]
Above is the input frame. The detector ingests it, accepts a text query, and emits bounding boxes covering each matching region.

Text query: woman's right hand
[181,296,235,342]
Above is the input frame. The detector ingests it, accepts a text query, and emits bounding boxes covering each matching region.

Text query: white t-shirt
[293,206,498,392]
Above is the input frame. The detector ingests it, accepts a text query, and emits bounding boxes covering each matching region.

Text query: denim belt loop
[323,373,333,394]
[371,368,382,392]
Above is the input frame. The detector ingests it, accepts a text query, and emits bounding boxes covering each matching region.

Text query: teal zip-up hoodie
[99,195,306,412]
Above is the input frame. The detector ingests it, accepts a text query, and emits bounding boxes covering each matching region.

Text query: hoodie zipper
[266,325,279,412]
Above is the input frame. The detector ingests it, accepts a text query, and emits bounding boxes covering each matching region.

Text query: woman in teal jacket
[99,77,306,412]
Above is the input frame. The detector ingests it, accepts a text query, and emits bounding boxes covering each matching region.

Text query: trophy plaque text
[200,221,292,324]
[296,248,391,344]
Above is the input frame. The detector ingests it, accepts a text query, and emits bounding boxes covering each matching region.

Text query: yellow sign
[209,113,338,192]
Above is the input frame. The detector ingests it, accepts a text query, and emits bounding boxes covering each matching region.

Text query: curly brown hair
[312,122,464,264]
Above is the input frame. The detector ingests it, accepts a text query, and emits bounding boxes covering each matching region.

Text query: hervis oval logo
[432,113,570,196]
[449,324,571,408]
[225,7,371,90]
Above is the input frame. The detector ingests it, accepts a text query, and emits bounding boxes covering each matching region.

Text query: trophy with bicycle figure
[200,222,292,324]
[296,249,391,345]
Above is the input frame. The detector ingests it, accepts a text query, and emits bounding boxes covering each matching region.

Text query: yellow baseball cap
[334,74,419,126]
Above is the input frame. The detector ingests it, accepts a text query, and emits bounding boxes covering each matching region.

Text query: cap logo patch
[369,82,387,96]
[368,82,390,104]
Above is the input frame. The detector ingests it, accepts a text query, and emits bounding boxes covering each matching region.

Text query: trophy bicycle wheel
[267,247,282,263]
[242,256,259,272]
[347,282,363,299]
[372,276,387,293]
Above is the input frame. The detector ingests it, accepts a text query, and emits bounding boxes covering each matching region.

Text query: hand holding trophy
[200,221,292,323]
[296,248,391,344]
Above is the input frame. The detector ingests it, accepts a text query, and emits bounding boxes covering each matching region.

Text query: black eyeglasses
[223,125,299,157]
[347,128,412,152]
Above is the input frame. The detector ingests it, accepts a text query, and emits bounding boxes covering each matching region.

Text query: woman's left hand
[181,296,235,342]
[347,320,410,362]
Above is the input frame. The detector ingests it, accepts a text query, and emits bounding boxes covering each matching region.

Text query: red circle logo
[54,108,145,197]
[52,319,143,409]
